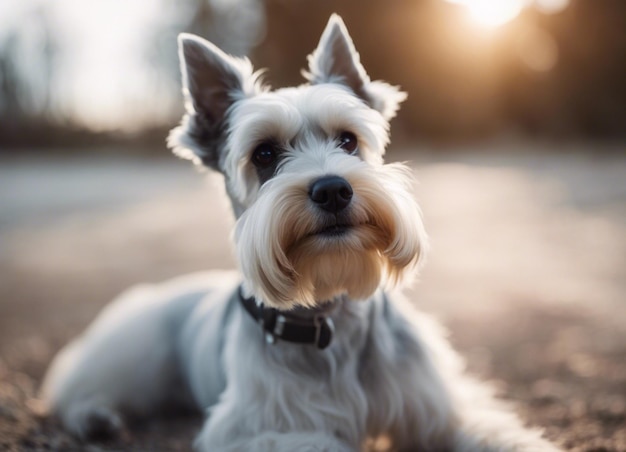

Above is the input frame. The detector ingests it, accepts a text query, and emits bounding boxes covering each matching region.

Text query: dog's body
[42,15,558,451]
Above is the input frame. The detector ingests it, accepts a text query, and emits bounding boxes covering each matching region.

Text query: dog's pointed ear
[168,34,263,169]
[303,14,407,121]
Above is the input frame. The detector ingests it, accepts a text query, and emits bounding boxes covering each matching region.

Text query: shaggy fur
[41,14,559,451]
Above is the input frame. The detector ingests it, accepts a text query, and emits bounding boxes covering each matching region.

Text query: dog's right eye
[252,143,278,168]
[338,131,358,154]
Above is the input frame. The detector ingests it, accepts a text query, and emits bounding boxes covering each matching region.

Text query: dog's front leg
[194,399,353,452]
[443,376,561,451]
[361,294,458,450]
[366,294,558,451]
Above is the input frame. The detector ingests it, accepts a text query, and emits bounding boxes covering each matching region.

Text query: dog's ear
[304,14,407,121]
[168,34,263,169]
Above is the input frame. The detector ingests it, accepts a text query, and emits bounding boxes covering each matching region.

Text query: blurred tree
[0,4,59,121]
[143,0,266,125]
[0,33,25,119]
[499,0,626,138]
[256,0,626,143]
[0,0,624,148]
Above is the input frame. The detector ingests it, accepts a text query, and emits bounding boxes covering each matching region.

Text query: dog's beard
[235,158,428,310]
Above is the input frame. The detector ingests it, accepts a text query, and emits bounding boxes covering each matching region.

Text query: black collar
[238,286,335,349]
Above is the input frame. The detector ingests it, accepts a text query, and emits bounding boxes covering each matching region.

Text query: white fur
[41,273,557,451]
[41,14,559,452]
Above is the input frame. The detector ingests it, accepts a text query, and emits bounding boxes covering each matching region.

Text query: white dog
[41,15,558,451]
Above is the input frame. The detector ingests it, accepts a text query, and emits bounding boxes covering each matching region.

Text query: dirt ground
[0,146,625,451]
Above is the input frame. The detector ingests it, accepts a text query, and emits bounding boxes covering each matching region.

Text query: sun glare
[449,0,526,28]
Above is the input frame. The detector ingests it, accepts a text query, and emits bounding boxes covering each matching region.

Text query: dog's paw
[82,406,123,440]
[65,403,124,440]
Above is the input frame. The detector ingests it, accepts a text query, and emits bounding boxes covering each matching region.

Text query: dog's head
[168,14,428,309]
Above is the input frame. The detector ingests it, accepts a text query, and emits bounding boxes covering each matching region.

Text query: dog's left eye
[252,142,278,168]
[338,132,358,154]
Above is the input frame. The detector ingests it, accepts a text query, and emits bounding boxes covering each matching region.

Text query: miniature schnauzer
[42,15,558,451]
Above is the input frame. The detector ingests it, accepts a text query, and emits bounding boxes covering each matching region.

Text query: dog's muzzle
[238,286,335,349]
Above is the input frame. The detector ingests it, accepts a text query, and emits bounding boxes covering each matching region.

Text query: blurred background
[0,0,625,450]
[1,0,625,144]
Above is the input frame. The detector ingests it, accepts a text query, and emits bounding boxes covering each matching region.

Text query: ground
[0,145,624,451]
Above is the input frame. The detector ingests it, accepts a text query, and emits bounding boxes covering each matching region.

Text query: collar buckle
[313,315,334,350]
[274,314,287,336]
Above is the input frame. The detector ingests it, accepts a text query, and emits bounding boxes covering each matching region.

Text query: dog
[41,14,558,451]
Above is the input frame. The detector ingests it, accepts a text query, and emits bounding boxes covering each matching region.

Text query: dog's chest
[214,299,375,442]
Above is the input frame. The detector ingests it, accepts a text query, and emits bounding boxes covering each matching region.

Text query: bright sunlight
[447,0,526,28]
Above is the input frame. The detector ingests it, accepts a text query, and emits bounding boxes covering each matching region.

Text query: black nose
[309,176,353,213]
